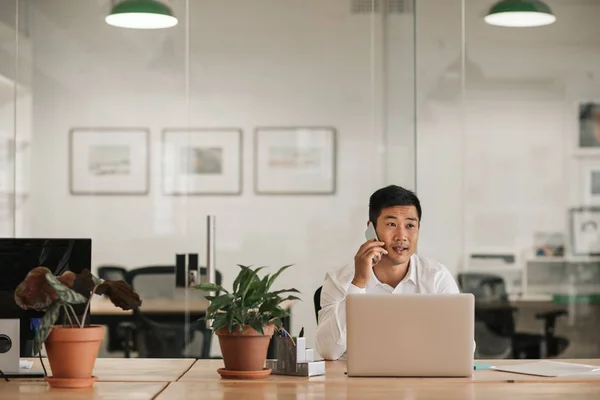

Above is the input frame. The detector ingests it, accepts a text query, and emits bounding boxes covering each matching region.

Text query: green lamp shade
[484,0,556,27]
[106,0,178,29]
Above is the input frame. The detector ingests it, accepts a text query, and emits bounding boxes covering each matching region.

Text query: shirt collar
[370,254,418,288]
[406,254,418,284]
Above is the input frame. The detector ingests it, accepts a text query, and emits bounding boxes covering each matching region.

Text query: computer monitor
[0,238,92,376]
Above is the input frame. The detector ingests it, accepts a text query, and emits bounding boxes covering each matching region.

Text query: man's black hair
[368,185,422,226]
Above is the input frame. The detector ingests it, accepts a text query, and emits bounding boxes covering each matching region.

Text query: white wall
[27,0,408,352]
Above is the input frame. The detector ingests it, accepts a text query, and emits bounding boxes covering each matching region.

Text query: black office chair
[457,273,569,359]
[97,265,128,281]
[120,265,222,358]
[314,286,323,323]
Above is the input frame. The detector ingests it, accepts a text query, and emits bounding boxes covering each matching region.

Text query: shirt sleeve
[315,269,362,360]
[434,268,460,294]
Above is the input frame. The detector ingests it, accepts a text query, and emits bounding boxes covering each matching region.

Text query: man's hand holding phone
[352,238,387,289]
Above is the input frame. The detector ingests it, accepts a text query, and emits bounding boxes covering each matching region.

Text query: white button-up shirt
[315,253,461,360]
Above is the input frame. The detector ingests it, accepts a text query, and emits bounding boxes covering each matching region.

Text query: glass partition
[9,0,600,362]
[11,0,411,358]
[418,0,600,358]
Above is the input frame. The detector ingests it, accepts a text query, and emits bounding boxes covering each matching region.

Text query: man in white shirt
[315,185,461,361]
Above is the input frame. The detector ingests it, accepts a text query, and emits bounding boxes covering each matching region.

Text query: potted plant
[14,266,141,388]
[195,264,300,379]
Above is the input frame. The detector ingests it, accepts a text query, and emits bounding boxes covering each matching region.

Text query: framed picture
[161,128,242,195]
[69,128,149,195]
[254,127,336,195]
[570,207,600,256]
[582,161,600,204]
[577,102,600,153]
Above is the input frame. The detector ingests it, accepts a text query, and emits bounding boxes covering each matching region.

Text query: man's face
[374,205,420,266]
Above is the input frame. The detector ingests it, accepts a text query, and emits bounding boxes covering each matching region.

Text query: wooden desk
[91,298,293,315]
[4,359,600,399]
[90,297,210,315]
[0,381,167,400]
[179,359,600,384]
[158,381,600,400]
[26,357,195,382]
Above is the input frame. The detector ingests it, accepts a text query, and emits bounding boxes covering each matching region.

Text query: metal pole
[206,215,216,288]
[206,215,216,330]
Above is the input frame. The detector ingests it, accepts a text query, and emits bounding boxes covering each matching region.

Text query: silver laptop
[346,293,474,377]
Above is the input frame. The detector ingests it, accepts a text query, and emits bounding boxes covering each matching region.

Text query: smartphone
[364,222,380,265]
[365,223,378,241]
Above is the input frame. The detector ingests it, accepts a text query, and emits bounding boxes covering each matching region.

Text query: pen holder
[266,334,325,377]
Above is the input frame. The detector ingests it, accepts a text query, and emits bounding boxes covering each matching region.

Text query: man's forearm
[315,301,348,361]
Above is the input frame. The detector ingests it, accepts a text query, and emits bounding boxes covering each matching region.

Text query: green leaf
[266,264,293,291]
[249,320,264,335]
[241,267,265,302]
[280,295,301,302]
[269,306,289,318]
[33,302,61,355]
[206,294,234,315]
[233,265,252,293]
[258,298,280,314]
[195,283,227,294]
[211,313,228,332]
[45,273,88,304]
[270,288,300,296]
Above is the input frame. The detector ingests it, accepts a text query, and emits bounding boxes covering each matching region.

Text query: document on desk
[491,361,600,377]
[20,360,34,370]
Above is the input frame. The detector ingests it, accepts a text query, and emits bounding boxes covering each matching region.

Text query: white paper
[492,361,600,377]
[19,360,33,370]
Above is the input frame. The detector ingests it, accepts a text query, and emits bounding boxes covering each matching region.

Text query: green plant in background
[195,265,300,334]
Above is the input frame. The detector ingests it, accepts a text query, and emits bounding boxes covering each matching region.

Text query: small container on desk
[265,333,325,377]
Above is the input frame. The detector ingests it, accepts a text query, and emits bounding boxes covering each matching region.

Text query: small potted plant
[14,266,141,388]
[195,264,300,379]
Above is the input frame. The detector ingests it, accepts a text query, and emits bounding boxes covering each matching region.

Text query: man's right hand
[352,239,387,288]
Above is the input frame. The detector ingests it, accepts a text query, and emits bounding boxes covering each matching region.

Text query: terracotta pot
[216,324,274,372]
[44,325,104,388]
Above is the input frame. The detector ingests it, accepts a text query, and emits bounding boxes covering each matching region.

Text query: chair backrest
[457,272,508,302]
[457,272,515,358]
[314,286,322,323]
[133,309,207,358]
[125,266,222,300]
[97,265,128,281]
[126,266,222,358]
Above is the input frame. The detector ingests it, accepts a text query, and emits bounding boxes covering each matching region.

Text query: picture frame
[161,128,242,196]
[254,127,337,195]
[581,160,600,205]
[69,128,150,196]
[575,101,600,155]
[569,207,600,256]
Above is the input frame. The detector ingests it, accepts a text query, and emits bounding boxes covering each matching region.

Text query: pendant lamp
[106,0,178,29]
[484,0,556,27]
